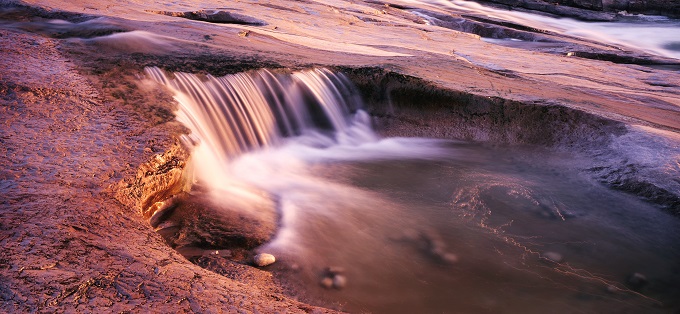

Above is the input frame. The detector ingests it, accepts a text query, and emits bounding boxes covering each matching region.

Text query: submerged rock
[606,285,620,293]
[541,251,563,263]
[253,253,276,267]
[320,273,347,290]
[320,267,347,290]
[332,275,347,289]
[320,277,334,289]
[441,253,459,264]
[626,272,648,290]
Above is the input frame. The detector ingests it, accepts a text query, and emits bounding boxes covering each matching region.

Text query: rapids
[404,0,680,60]
[146,67,680,313]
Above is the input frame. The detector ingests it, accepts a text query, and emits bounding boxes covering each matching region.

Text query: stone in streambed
[332,274,347,289]
[626,272,648,290]
[441,253,459,264]
[320,274,347,290]
[541,251,563,263]
[320,277,334,289]
[320,266,347,290]
[253,253,276,267]
[606,285,620,293]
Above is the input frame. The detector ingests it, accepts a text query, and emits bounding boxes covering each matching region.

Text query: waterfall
[145,67,378,186]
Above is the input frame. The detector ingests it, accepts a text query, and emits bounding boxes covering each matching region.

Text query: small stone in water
[541,251,563,263]
[320,277,333,289]
[253,253,276,267]
[332,275,347,289]
[441,253,459,264]
[627,272,648,290]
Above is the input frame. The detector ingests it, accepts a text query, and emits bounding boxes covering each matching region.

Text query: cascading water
[145,67,382,194]
[146,67,680,313]
[145,67,374,161]
[404,0,680,60]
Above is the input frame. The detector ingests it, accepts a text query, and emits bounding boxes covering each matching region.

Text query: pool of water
[145,66,679,313]
[229,138,680,313]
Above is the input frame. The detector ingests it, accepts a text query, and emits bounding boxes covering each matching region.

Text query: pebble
[332,275,347,289]
[320,277,333,289]
[606,285,619,293]
[541,251,563,263]
[441,253,459,264]
[253,253,276,267]
[626,272,648,290]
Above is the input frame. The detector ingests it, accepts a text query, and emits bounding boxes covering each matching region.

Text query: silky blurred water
[405,0,680,60]
[147,66,680,312]
[231,139,680,313]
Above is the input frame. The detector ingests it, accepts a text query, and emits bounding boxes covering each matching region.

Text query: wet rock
[541,251,563,263]
[626,272,648,290]
[157,190,278,255]
[154,221,180,239]
[253,253,276,267]
[148,195,179,228]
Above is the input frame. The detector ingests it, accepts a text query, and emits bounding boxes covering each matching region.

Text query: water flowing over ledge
[116,66,680,313]
[144,67,377,161]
